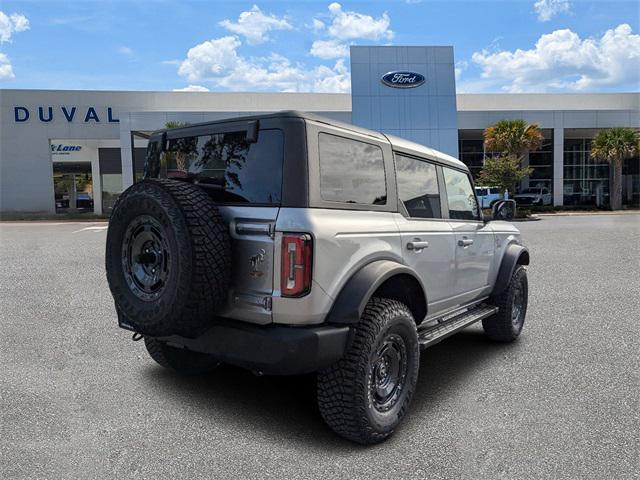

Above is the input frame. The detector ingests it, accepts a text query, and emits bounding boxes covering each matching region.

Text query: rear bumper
[153,320,350,375]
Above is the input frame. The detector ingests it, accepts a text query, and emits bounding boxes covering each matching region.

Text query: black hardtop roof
[152,110,384,139]
[151,110,467,170]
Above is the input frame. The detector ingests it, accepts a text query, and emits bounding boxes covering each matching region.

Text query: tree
[163,121,191,172]
[478,155,533,197]
[590,127,640,210]
[483,119,544,161]
[480,119,544,197]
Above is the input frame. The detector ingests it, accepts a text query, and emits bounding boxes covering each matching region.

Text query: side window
[490,187,501,195]
[395,154,441,219]
[443,167,480,221]
[318,133,386,205]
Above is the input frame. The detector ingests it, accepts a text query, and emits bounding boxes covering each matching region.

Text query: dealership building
[1,46,638,215]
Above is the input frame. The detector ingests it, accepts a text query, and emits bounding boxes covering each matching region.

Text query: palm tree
[481,119,544,198]
[164,121,190,172]
[483,119,544,161]
[590,127,640,210]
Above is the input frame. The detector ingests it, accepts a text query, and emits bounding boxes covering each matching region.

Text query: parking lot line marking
[72,225,109,233]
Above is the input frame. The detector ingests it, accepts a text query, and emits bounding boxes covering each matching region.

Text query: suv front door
[442,167,495,303]
[394,154,455,317]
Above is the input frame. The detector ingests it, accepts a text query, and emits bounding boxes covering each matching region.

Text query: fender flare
[325,260,427,325]
[492,243,530,297]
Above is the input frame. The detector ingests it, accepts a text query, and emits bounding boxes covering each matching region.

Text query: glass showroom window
[528,132,554,195]
[563,138,609,206]
[458,137,484,180]
[101,173,122,213]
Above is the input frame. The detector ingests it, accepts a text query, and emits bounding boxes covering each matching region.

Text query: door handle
[458,238,474,247]
[407,240,429,250]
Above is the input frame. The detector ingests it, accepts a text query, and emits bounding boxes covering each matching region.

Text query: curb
[536,211,640,217]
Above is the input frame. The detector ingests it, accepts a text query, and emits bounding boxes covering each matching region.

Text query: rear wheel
[483,265,528,342]
[316,298,419,444]
[144,337,219,375]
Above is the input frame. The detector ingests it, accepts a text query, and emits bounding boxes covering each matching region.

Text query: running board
[418,303,498,349]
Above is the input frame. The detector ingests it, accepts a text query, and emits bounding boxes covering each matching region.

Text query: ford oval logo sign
[381,71,425,88]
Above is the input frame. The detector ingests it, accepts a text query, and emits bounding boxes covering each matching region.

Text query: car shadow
[143,327,519,450]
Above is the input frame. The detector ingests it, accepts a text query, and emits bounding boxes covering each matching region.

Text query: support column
[521,153,530,190]
[553,127,564,206]
[120,116,135,190]
[91,149,103,215]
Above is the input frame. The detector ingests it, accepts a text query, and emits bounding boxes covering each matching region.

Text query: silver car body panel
[208,114,523,327]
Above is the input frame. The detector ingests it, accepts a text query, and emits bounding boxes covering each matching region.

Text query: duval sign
[14,106,119,123]
[381,71,426,88]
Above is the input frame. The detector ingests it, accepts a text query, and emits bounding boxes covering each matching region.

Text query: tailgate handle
[236,222,272,236]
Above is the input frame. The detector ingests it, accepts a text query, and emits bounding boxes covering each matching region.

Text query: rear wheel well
[517,250,530,265]
[373,274,427,324]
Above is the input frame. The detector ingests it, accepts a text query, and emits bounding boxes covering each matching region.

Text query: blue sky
[1,0,638,93]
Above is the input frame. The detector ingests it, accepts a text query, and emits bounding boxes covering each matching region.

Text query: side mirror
[491,199,516,221]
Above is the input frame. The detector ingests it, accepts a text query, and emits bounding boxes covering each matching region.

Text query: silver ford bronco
[106,111,529,444]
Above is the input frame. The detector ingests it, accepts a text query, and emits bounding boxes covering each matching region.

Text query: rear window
[146,129,283,205]
[318,133,386,205]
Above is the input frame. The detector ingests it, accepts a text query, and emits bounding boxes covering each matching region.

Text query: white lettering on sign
[392,73,417,84]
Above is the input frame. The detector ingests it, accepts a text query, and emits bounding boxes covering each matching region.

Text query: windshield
[520,188,540,194]
[145,129,283,205]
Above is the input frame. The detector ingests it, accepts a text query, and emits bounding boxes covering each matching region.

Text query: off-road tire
[483,265,528,342]
[106,179,231,337]
[144,337,219,375]
[316,298,420,444]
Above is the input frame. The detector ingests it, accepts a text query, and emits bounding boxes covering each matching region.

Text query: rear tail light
[281,233,313,297]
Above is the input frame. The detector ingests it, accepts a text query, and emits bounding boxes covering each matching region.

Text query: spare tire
[105,179,231,337]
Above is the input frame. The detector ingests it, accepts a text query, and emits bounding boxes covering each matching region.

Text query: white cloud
[471,24,640,92]
[311,58,351,93]
[178,36,243,82]
[173,85,210,92]
[310,39,349,59]
[308,4,393,60]
[323,3,393,41]
[0,11,29,43]
[533,0,570,22]
[118,46,133,56]
[177,35,350,93]
[219,5,292,45]
[311,18,325,32]
[0,52,14,79]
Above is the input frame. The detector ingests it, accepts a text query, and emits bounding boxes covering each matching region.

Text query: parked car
[514,187,552,206]
[475,186,503,208]
[105,111,530,444]
[76,192,94,209]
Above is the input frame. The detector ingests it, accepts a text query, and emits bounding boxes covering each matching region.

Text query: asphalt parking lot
[1,214,639,479]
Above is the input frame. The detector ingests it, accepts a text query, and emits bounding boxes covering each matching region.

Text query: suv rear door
[149,120,287,325]
[393,153,455,315]
[442,167,495,302]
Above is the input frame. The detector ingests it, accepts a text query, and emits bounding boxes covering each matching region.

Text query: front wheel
[483,265,528,342]
[316,298,420,444]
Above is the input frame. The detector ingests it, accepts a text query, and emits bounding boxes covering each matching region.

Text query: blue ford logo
[381,71,425,88]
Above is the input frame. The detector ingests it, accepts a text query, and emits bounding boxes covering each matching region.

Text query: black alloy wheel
[369,333,409,413]
[121,215,171,302]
